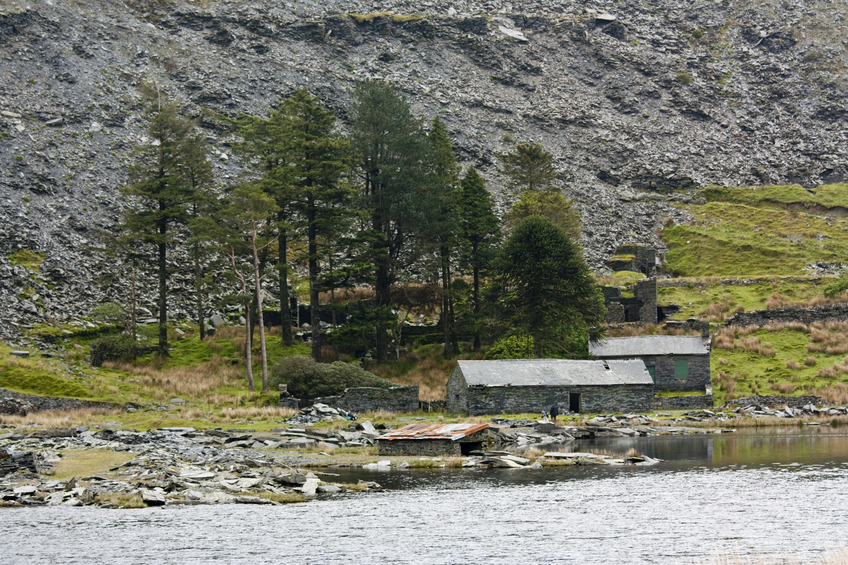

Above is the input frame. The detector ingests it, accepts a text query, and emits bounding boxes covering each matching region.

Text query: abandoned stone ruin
[602,244,661,325]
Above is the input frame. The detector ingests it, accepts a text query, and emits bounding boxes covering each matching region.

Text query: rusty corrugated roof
[377,423,489,441]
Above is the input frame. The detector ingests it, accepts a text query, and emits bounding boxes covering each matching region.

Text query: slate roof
[453,359,653,387]
[377,423,490,441]
[589,335,710,357]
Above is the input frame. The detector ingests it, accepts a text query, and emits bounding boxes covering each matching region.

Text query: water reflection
[580,427,848,469]
[3,429,848,564]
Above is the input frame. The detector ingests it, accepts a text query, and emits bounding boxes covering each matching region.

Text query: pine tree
[499,142,558,194]
[349,80,439,361]
[120,84,200,357]
[505,189,582,242]
[458,166,500,351]
[428,117,461,358]
[235,107,298,346]
[276,89,352,362]
[179,132,215,340]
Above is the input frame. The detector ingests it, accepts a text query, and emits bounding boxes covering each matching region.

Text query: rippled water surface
[3,428,848,564]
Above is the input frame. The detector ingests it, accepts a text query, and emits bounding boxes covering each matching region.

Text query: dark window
[674,360,689,380]
[646,365,656,382]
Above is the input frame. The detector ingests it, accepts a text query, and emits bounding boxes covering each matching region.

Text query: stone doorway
[569,393,581,414]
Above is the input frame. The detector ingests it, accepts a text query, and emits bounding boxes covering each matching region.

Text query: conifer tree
[275,89,352,362]
[458,166,500,351]
[488,215,605,358]
[428,117,461,358]
[349,80,439,361]
[236,108,298,346]
[180,132,215,340]
[120,84,201,357]
[499,142,558,194]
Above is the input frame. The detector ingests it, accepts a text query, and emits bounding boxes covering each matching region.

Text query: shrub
[270,355,395,400]
[91,302,127,326]
[90,334,138,367]
[484,334,535,360]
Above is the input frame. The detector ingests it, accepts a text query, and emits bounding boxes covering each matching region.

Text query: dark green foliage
[90,302,127,326]
[487,215,605,358]
[349,80,441,360]
[499,142,557,194]
[277,89,353,362]
[505,190,582,242]
[270,355,395,400]
[90,334,139,367]
[458,166,500,350]
[119,83,208,356]
[484,334,535,360]
[428,116,461,357]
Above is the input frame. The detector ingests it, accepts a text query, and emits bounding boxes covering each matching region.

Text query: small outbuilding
[589,335,711,392]
[446,359,654,415]
[376,423,490,456]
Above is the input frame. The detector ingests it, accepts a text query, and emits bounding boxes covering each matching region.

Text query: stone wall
[378,438,461,456]
[0,388,118,415]
[727,305,848,328]
[636,279,659,324]
[725,395,825,408]
[462,384,654,415]
[605,244,657,276]
[653,394,714,410]
[652,354,711,392]
[312,385,419,414]
[377,429,489,456]
[603,279,658,325]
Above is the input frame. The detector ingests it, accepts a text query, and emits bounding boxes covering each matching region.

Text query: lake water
[2,427,848,564]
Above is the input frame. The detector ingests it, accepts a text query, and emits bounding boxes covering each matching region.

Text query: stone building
[603,278,659,325]
[376,423,490,456]
[446,359,654,415]
[589,335,711,392]
[605,244,657,276]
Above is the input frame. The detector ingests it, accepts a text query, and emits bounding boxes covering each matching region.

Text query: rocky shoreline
[0,415,719,508]
[4,397,846,509]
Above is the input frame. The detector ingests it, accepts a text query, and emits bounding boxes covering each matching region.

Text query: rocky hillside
[1,0,847,338]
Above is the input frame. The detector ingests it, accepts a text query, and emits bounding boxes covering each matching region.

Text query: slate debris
[3,0,848,338]
[0,426,382,508]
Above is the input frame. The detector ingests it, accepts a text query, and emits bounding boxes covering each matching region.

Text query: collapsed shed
[376,423,490,456]
[446,359,654,415]
[589,335,711,392]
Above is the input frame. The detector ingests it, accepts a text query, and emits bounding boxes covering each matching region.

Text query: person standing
[550,404,559,422]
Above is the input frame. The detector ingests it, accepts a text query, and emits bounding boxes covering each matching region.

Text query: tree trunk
[375,262,390,362]
[130,259,137,341]
[307,199,322,362]
[252,228,270,392]
[194,246,206,340]
[440,245,455,358]
[244,306,255,392]
[278,229,294,346]
[471,243,481,352]
[157,234,168,357]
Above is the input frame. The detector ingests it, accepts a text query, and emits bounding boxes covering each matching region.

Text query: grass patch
[658,277,831,321]
[712,324,848,404]
[663,188,848,276]
[50,449,135,480]
[8,249,44,271]
[0,359,93,398]
[96,493,146,509]
[256,491,307,504]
